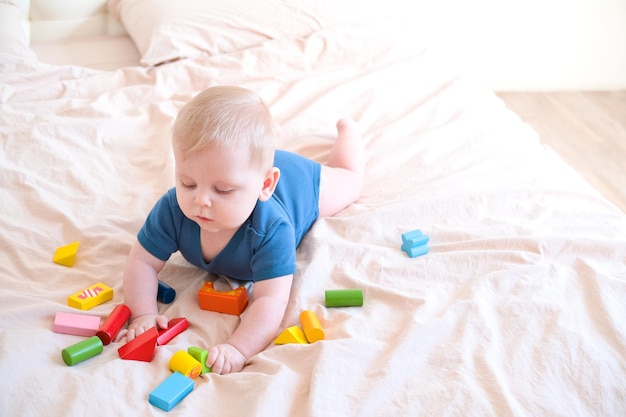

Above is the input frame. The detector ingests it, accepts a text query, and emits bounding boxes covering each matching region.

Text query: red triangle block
[118,326,158,362]
[157,318,189,346]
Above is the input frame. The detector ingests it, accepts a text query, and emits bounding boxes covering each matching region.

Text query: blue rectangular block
[149,372,194,411]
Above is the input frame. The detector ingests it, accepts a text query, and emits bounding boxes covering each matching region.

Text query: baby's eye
[180,181,196,189]
[214,187,233,194]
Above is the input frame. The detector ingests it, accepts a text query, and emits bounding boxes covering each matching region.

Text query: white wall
[408,0,626,90]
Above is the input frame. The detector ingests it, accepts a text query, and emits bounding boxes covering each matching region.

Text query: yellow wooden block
[68,282,113,310]
[53,241,80,267]
[300,310,325,343]
[274,326,308,345]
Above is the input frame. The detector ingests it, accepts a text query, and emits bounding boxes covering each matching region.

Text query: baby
[118,86,365,374]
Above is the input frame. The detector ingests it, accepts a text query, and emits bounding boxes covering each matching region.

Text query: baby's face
[174,146,267,235]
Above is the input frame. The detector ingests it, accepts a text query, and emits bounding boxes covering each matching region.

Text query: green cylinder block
[325,289,363,307]
[62,335,104,366]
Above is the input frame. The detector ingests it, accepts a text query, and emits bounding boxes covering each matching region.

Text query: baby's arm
[208,274,293,374]
[116,240,169,342]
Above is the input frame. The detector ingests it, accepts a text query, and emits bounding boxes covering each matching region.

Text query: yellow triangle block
[53,241,80,267]
[274,326,308,345]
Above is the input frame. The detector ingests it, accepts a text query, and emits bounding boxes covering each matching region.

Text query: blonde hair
[172,86,277,170]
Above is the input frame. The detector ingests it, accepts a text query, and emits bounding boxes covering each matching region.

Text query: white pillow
[109,0,381,66]
[0,1,35,58]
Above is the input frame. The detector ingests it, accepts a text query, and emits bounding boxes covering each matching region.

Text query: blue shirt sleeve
[137,188,182,262]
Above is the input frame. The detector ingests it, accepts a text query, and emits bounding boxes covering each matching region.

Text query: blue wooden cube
[149,372,194,411]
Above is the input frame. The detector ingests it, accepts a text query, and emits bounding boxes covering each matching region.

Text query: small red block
[118,327,158,362]
[157,318,189,346]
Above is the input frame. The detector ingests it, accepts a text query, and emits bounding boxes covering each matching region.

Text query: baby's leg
[318,118,366,217]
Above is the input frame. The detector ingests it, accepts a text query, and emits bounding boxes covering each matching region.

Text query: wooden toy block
[118,326,158,362]
[62,336,103,366]
[67,282,113,310]
[53,311,101,337]
[149,372,194,412]
[169,350,202,379]
[53,241,79,267]
[325,289,364,307]
[96,304,131,345]
[157,317,189,346]
[157,280,176,304]
[274,325,308,345]
[198,281,248,315]
[300,310,325,343]
[188,346,212,374]
[401,229,430,258]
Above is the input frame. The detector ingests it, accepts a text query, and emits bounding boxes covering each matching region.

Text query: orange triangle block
[53,241,80,267]
[274,326,308,345]
[118,327,158,362]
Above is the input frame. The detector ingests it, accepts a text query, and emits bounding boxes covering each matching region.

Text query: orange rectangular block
[68,282,113,310]
[198,282,248,315]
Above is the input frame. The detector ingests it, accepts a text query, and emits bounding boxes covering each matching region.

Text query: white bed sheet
[1,24,626,417]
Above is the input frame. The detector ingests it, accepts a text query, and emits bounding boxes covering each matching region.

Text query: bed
[2,1,626,416]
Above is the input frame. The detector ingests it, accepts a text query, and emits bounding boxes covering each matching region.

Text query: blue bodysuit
[137,150,321,282]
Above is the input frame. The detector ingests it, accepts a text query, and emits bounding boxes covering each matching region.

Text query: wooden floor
[496,91,626,213]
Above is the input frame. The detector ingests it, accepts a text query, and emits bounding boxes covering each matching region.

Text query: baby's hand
[115,314,169,342]
[208,343,246,374]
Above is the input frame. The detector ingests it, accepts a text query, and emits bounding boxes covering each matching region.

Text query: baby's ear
[259,167,280,201]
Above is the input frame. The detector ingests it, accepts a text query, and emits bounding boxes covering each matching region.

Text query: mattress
[1,1,625,416]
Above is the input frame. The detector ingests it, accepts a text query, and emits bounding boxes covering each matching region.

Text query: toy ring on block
[68,282,113,310]
[169,350,202,379]
[198,281,248,315]
[325,289,363,307]
[300,310,325,343]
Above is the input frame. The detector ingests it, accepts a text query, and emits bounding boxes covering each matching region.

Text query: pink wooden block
[54,312,101,337]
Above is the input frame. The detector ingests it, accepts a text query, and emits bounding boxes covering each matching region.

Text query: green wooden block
[187,346,211,374]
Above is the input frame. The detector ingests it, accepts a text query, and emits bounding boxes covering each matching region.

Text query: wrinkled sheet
[1,28,626,417]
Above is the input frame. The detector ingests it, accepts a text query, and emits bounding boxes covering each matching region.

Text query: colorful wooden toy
[96,304,131,345]
[187,346,212,375]
[273,325,308,345]
[401,229,429,258]
[53,241,79,267]
[299,310,325,343]
[169,350,202,380]
[53,311,101,337]
[156,318,189,346]
[157,280,176,304]
[62,336,103,366]
[67,282,113,310]
[118,326,158,362]
[149,372,194,412]
[325,289,364,307]
[198,282,248,315]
